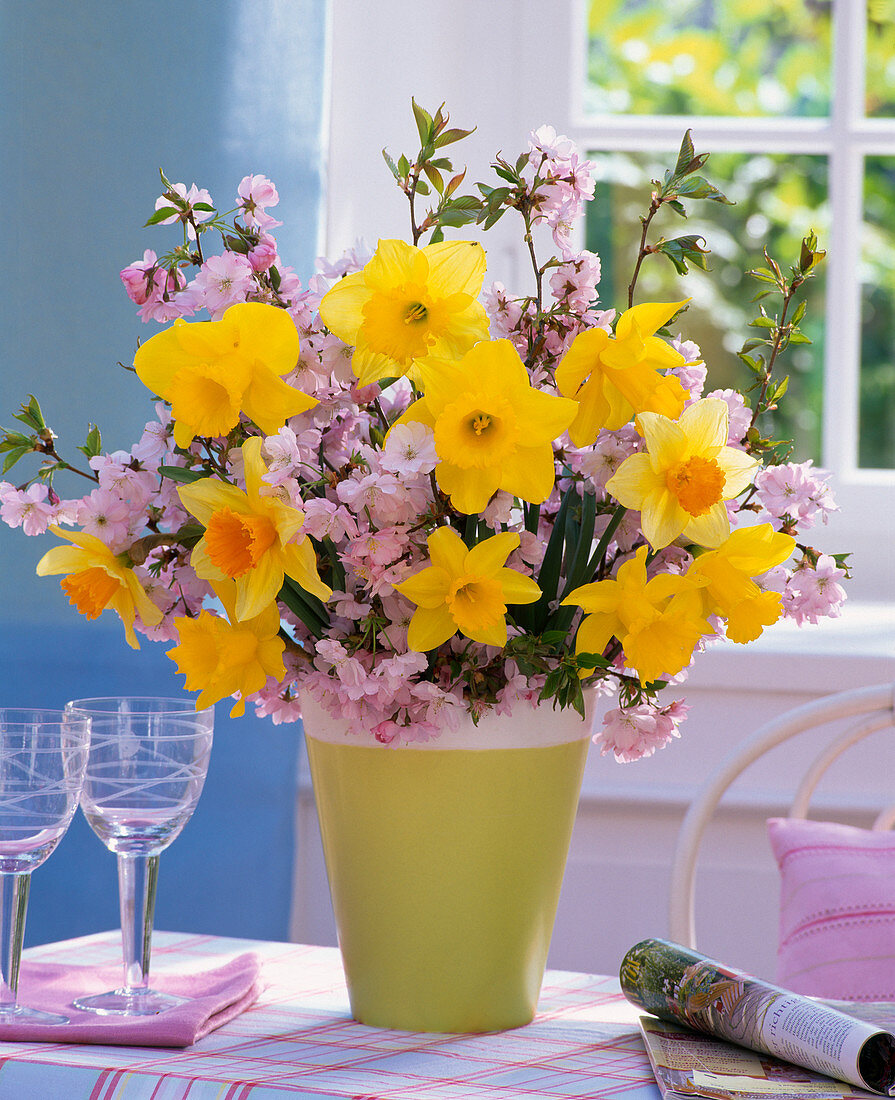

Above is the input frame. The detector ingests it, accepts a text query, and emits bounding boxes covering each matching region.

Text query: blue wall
[0,1,328,944]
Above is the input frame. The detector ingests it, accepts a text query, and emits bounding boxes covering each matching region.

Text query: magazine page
[620,939,895,1096]
[640,1015,877,1100]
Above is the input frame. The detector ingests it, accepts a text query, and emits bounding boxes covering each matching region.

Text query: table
[0,931,661,1099]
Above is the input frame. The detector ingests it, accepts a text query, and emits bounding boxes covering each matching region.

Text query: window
[326,0,894,601]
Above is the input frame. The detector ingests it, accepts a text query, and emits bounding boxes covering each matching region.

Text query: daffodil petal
[234,552,283,621]
[226,301,300,377]
[679,397,729,455]
[317,270,370,344]
[395,565,452,609]
[498,444,557,505]
[178,479,250,527]
[424,240,487,297]
[242,368,318,436]
[364,239,429,291]
[36,544,91,576]
[426,526,468,576]
[641,487,688,550]
[636,412,687,472]
[719,446,760,497]
[435,461,500,514]
[407,604,457,652]
[555,327,610,398]
[615,300,689,341]
[683,503,731,549]
[512,386,578,443]
[498,567,541,605]
[281,539,331,602]
[465,531,519,576]
[605,453,660,510]
[575,612,616,658]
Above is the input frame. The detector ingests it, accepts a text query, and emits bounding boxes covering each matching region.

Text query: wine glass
[0,708,90,1024]
[65,697,213,1016]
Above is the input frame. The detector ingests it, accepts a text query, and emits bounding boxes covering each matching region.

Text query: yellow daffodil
[394,527,541,651]
[318,238,489,386]
[167,581,286,717]
[686,524,795,643]
[606,397,759,551]
[555,301,690,446]
[35,526,163,649]
[563,545,710,684]
[134,301,316,448]
[178,435,331,621]
[399,339,577,514]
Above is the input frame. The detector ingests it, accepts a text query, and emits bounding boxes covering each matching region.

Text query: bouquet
[0,103,847,758]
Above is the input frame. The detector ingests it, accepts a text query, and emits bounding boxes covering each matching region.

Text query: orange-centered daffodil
[563,545,710,684]
[555,301,690,446]
[168,581,286,717]
[318,238,489,386]
[686,523,795,643]
[400,339,578,514]
[178,435,331,621]
[36,526,163,649]
[394,527,541,651]
[134,301,316,448]
[605,397,759,551]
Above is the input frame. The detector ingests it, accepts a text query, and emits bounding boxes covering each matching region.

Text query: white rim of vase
[299,690,595,750]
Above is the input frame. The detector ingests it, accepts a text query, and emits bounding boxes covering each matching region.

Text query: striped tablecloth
[0,931,661,1100]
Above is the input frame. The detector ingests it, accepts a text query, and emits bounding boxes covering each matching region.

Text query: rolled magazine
[620,939,895,1096]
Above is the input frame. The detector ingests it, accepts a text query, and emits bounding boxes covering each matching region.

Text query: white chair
[668,682,895,949]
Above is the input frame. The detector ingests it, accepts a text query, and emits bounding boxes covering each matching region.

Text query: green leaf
[787,331,812,345]
[655,235,710,275]
[673,130,696,178]
[277,578,328,638]
[397,154,411,177]
[191,202,216,213]
[527,491,573,632]
[749,315,776,329]
[791,299,807,325]
[414,178,430,196]
[411,99,434,146]
[422,161,444,193]
[433,126,475,148]
[157,464,206,484]
[0,430,31,453]
[76,424,102,459]
[2,446,30,474]
[144,206,180,226]
[14,395,46,432]
[671,175,732,204]
[437,207,477,228]
[382,148,401,180]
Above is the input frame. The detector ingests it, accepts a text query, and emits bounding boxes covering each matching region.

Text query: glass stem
[117,853,159,995]
[0,874,30,1008]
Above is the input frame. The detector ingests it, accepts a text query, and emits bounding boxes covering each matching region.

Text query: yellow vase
[302,694,591,1032]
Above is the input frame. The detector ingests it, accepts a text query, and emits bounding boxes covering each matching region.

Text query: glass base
[73,988,186,1017]
[0,1003,69,1025]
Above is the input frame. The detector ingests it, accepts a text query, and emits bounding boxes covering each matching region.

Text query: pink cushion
[767,817,895,1002]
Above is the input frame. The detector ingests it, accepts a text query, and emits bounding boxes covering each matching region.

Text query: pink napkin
[0,953,263,1047]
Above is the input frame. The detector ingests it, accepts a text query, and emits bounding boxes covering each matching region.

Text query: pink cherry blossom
[783,555,847,625]
[755,461,838,529]
[596,702,684,763]
[380,423,438,476]
[154,183,214,240]
[0,482,59,536]
[191,253,255,318]
[237,174,282,230]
